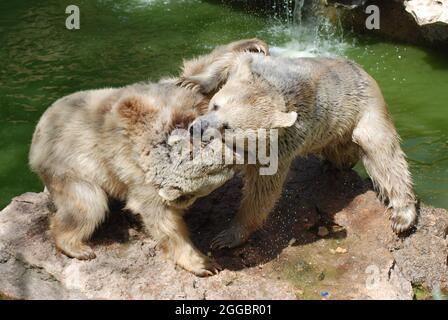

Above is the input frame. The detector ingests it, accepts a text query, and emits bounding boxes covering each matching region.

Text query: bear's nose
[189,119,210,137]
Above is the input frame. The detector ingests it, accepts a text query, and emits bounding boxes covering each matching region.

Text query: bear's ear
[116,96,157,125]
[272,111,297,128]
[233,56,253,81]
[158,187,182,201]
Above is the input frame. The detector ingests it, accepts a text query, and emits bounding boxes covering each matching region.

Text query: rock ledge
[1,158,447,299]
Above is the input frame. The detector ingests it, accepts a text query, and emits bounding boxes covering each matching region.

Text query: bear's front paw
[211,224,249,249]
[177,252,222,277]
[232,38,270,56]
[390,204,417,234]
[55,240,96,260]
[175,76,202,91]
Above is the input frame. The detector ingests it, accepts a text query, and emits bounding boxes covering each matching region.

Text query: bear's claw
[210,225,249,249]
[233,38,270,56]
[390,204,417,234]
[179,255,222,277]
[56,242,96,260]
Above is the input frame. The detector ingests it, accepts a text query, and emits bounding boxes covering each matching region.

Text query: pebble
[330,247,348,254]
[317,226,329,237]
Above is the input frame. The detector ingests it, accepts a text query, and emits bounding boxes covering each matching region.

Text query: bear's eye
[212,103,220,111]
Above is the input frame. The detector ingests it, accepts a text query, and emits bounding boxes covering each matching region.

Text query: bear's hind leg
[49,179,108,260]
[126,193,221,277]
[352,109,417,233]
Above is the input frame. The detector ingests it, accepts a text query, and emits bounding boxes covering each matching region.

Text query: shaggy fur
[182,53,417,249]
[29,39,268,276]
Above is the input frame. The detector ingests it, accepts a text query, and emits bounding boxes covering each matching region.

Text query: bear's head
[112,85,235,209]
[113,84,208,143]
[189,55,297,137]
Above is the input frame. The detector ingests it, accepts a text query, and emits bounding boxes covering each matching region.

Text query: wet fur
[29,39,269,276]
[183,52,417,249]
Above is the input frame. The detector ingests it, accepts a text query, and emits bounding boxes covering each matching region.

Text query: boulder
[0,157,447,299]
[325,0,448,48]
[404,0,448,26]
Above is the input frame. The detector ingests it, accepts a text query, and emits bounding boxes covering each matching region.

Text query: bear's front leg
[211,157,293,249]
[126,190,221,276]
[157,211,221,276]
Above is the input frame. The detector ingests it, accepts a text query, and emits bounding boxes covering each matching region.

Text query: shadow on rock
[1,157,446,299]
[185,156,369,271]
[87,156,368,272]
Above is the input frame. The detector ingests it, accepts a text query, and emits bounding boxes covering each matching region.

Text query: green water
[0,0,447,209]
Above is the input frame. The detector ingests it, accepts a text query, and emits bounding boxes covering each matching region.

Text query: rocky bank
[0,157,447,299]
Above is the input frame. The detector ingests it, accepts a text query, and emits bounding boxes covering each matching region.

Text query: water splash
[268,0,349,58]
[268,0,295,23]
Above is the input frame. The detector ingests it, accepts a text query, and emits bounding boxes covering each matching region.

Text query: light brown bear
[183,52,417,250]
[29,39,268,276]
